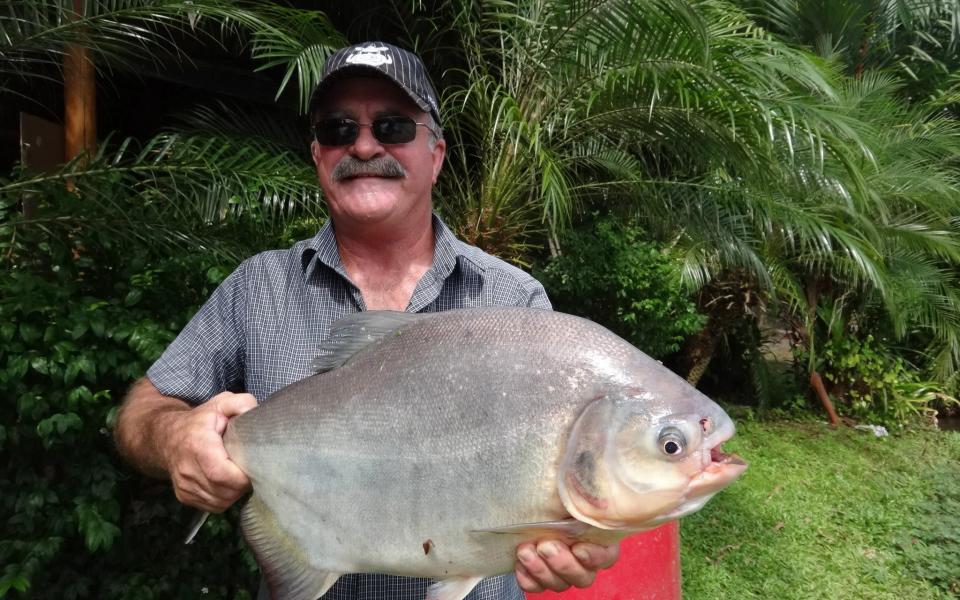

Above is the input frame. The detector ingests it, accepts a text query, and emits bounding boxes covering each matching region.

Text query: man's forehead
[315,74,424,115]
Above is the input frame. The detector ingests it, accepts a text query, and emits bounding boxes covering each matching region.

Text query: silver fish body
[223,307,745,600]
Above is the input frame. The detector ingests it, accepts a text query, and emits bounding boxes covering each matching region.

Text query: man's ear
[310,140,323,168]
[431,138,446,184]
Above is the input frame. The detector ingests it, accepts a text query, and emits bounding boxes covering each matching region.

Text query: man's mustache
[332,156,406,181]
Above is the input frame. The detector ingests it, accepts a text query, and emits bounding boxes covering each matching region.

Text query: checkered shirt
[147,214,550,600]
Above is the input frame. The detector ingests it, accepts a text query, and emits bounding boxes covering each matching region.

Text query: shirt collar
[300,214,465,286]
[301,218,349,282]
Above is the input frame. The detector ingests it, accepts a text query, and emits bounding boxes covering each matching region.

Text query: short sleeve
[524,281,552,310]
[147,262,248,404]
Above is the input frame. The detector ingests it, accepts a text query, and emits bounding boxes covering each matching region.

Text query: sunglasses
[312,116,435,146]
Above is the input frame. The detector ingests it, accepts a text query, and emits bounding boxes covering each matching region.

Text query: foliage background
[2,0,959,597]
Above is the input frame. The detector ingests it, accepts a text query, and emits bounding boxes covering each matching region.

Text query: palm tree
[396,0,960,410]
[736,0,960,86]
[407,0,857,263]
[1,0,347,258]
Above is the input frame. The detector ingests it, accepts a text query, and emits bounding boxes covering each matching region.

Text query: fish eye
[658,427,686,457]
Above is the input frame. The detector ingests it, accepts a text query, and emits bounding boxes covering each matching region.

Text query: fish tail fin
[242,494,341,600]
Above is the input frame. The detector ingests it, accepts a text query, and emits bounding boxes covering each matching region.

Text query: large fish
[221,307,746,600]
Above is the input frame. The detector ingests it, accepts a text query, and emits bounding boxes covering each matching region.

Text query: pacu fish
[222,307,746,600]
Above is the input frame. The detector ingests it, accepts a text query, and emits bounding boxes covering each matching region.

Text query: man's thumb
[216,393,258,419]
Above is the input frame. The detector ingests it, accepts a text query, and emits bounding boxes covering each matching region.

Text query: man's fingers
[174,457,246,512]
[514,561,544,593]
[196,442,248,485]
[517,541,585,591]
[538,540,597,588]
[174,482,232,513]
[571,542,620,570]
[515,539,617,592]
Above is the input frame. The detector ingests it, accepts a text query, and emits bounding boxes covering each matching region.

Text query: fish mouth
[709,444,746,470]
[686,440,747,498]
[649,441,746,525]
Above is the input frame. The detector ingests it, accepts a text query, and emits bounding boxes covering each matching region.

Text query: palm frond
[2,131,322,258]
[0,0,343,110]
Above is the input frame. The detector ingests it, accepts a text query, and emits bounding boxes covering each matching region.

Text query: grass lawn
[680,420,960,599]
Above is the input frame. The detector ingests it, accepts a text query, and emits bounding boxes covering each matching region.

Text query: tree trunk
[685,331,718,387]
[64,1,96,164]
[809,370,840,426]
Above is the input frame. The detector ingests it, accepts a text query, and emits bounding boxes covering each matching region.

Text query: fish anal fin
[472,518,591,538]
[241,494,341,600]
[426,576,484,600]
[184,510,209,544]
[311,311,430,373]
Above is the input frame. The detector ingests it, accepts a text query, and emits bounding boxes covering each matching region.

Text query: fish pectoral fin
[241,494,341,600]
[471,518,591,537]
[426,576,485,600]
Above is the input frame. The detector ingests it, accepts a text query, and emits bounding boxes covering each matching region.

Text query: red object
[525,522,681,600]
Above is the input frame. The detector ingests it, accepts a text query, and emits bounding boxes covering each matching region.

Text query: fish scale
[221,307,746,600]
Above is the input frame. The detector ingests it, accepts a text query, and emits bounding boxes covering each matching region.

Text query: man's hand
[515,540,620,593]
[159,391,257,512]
[114,379,258,513]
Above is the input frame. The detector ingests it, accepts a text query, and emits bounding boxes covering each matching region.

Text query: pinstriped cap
[310,41,441,127]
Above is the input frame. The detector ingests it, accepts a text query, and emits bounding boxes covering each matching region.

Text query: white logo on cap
[345,44,393,67]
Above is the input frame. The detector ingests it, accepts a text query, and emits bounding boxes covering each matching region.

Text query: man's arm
[114,377,257,512]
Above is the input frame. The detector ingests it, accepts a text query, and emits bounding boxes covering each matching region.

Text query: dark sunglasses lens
[373,116,418,144]
[315,119,359,145]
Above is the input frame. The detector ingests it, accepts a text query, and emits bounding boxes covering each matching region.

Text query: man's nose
[349,124,385,160]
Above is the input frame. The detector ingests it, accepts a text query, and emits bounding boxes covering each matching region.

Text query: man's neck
[334,213,436,311]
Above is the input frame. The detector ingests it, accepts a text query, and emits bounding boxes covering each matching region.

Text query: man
[114,41,619,599]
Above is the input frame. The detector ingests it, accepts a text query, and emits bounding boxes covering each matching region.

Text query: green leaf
[19,323,40,344]
[89,314,106,338]
[75,502,121,553]
[69,319,89,340]
[0,573,30,595]
[64,362,80,386]
[67,385,93,410]
[123,289,143,307]
[36,412,83,446]
[76,356,96,382]
[7,354,29,378]
[206,265,230,284]
[29,355,50,375]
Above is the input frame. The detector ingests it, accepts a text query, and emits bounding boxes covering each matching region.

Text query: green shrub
[821,334,957,427]
[537,215,705,359]
[0,191,259,597]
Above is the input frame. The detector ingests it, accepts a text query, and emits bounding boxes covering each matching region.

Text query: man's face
[310,76,445,230]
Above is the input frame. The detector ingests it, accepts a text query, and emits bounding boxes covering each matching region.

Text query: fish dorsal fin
[311,311,430,373]
[241,494,342,600]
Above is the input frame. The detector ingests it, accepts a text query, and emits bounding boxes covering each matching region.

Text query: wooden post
[64,0,96,163]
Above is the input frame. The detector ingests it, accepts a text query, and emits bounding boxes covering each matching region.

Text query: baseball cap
[309,42,441,127]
